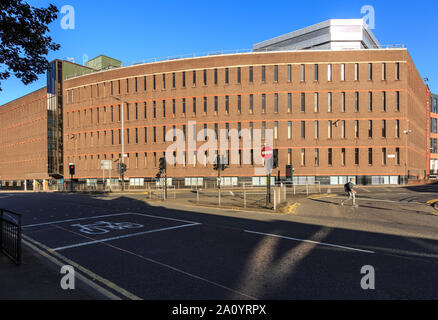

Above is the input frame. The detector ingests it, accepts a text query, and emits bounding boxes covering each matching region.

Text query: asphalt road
[1,184,438,300]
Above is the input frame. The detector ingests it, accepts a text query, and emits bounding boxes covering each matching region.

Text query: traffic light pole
[218,164,221,206]
[164,168,167,200]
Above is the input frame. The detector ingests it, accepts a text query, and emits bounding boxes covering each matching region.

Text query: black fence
[0,209,22,265]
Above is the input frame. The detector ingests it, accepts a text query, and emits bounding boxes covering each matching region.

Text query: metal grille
[0,209,22,265]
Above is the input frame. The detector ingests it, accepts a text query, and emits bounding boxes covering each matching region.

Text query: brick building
[0,20,432,189]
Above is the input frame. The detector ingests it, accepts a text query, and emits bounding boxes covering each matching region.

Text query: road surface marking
[244,230,375,254]
[53,223,201,251]
[23,235,141,300]
[23,212,198,228]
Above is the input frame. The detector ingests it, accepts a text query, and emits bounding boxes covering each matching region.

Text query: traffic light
[159,157,166,172]
[69,163,75,175]
[213,155,221,171]
[272,149,279,169]
[117,163,127,174]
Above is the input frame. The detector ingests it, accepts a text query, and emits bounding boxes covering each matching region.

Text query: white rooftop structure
[253,19,381,51]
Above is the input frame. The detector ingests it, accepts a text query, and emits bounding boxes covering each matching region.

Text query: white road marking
[244,230,375,254]
[23,212,198,228]
[53,223,201,251]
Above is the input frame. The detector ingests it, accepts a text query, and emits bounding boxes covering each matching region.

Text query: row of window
[65,91,402,128]
[66,62,402,104]
[66,146,402,171]
[67,119,404,148]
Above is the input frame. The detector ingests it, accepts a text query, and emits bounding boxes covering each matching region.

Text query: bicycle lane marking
[52,223,201,251]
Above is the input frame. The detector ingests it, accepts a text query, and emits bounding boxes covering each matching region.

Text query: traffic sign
[261,146,273,160]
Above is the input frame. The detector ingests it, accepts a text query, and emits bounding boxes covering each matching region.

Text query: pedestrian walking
[341,178,358,207]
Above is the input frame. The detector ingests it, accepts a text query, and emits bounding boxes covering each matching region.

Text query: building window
[225,68,229,84]
[172,99,176,115]
[382,63,386,80]
[172,72,176,88]
[214,69,218,84]
[153,75,156,90]
[162,100,166,118]
[237,95,241,113]
[382,120,387,138]
[214,96,218,114]
[225,96,229,114]
[431,118,437,133]
[431,138,437,153]
[395,120,400,138]
[287,64,292,82]
[354,63,359,81]
[382,148,387,165]
[261,66,266,82]
[249,66,253,83]
[355,92,359,112]
[328,148,333,166]
[341,148,346,166]
[262,121,266,140]
[341,92,346,112]
[355,120,359,138]
[327,64,332,81]
[144,127,147,143]
[368,120,373,138]
[301,93,305,112]
[396,147,400,165]
[328,92,332,113]
[300,64,305,82]
[314,92,318,112]
[301,149,306,166]
[153,101,156,118]
[314,120,319,139]
[355,148,359,165]
[203,97,207,114]
[261,94,266,113]
[274,121,279,139]
[396,62,400,80]
[432,98,438,113]
[368,92,373,112]
[368,63,373,80]
[341,120,346,139]
[249,122,253,140]
[153,127,156,143]
[203,69,207,85]
[249,94,254,113]
[288,121,292,139]
[382,92,386,111]
[288,149,292,165]
[193,97,196,115]
[315,148,319,166]
[314,64,318,81]
[192,70,196,85]
[162,73,166,89]
[274,93,279,113]
[328,121,333,139]
[301,121,306,138]
[182,98,186,115]
[274,65,278,82]
[341,64,345,81]
[288,93,292,113]
[368,148,373,165]
[135,128,138,144]
[396,91,400,112]
[237,67,241,84]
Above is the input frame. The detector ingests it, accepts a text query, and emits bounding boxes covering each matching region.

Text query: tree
[0,0,60,90]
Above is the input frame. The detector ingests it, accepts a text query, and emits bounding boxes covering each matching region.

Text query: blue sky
[1,0,437,105]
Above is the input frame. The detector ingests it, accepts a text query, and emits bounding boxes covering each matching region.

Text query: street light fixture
[111,95,128,191]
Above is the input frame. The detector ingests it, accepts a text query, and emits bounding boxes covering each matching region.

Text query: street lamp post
[403,129,412,185]
[111,96,126,191]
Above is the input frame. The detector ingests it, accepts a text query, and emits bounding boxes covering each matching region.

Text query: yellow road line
[426,199,438,205]
[23,235,142,300]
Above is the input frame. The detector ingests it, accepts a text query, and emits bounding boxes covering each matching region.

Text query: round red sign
[261,146,273,159]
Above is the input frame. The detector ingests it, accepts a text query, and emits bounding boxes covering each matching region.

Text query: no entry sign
[261,146,273,160]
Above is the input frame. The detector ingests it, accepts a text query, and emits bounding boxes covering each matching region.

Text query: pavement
[0,241,105,300]
[1,184,438,300]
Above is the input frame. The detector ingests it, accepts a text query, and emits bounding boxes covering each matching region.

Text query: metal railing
[0,209,22,265]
